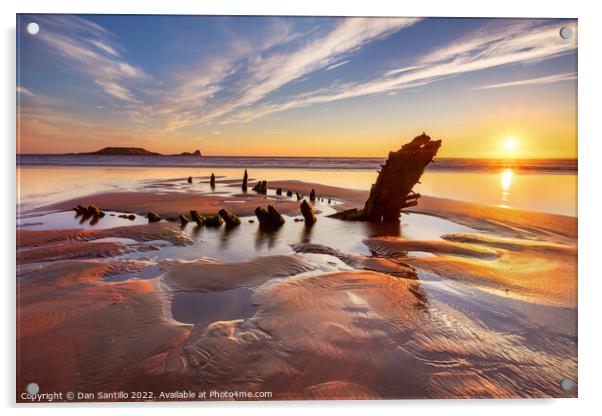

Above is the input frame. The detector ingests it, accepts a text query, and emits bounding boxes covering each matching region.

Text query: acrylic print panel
[16,14,577,402]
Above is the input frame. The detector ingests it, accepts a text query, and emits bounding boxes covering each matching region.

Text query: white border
[3,1,601,414]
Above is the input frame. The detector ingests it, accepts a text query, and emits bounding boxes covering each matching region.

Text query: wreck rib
[331,133,441,222]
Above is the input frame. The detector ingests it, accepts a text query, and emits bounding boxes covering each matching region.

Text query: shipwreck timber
[331,133,441,222]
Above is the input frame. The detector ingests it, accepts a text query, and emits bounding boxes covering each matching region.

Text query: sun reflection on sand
[499,168,513,207]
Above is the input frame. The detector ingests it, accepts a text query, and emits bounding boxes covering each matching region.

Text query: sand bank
[264,180,368,203]
[18,222,192,249]
[365,236,501,259]
[367,233,576,307]
[17,241,130,264]
[414,195,577,244]
[33,191,304,218]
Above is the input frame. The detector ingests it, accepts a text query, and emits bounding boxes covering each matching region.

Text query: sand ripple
[161,270,575,399]
[370,233,577,307]
[164,255,314,292]
[17,222,192,248]
[292,242,416,277]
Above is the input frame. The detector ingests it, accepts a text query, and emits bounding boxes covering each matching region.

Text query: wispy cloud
[151,20,311,132]
[94,79,140,102]
[16,86,36,96]
[148,17,421,132]
[88,39,121,57]
[475,72,576,90]
[206,18,420,123]
[22,16,421,134]
[325,60,350,71]
[383,65,425,77]
[221,20,577,124]
[32,15,147,103]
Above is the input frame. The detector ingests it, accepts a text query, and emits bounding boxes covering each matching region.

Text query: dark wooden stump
[331,133,441,222]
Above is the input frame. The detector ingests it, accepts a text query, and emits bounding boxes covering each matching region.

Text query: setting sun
[503,137,518,152]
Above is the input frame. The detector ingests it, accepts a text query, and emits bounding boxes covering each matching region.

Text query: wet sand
[34,190,303,218]
[366,234,576,307]
[16,177,577,401]
[413,196,577,244]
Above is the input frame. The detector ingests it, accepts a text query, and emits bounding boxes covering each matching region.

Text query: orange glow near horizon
[16,65,577,159]
[17,124,577,159]
[16,95,577,159]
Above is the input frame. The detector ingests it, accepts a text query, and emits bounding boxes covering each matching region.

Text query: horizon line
[16,153,578,161]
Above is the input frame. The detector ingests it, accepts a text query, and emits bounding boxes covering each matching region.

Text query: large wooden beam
[331,133,441,222]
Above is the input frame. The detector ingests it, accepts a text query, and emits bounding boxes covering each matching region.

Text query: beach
[14,12,582,404]
[16,159,577,400]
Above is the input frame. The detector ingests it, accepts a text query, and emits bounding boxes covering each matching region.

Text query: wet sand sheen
[16,177,577,400]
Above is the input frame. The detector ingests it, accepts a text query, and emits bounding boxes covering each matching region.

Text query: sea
[17,155,577,172]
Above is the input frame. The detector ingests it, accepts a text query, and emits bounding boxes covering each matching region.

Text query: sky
[17,15,577,158]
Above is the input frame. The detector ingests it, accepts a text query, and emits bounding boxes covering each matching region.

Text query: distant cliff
[174,149,202,157]
[78,147,161,156]
[76,147,202,156]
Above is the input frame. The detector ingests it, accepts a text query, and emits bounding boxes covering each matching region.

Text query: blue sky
[17,15,577,157]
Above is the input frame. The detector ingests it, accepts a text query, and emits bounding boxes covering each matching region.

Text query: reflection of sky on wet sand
[419,169,575,216]
[18,174,477,264]
[18,210,148,230]
[18,165,576,216]
[171,288,255,325]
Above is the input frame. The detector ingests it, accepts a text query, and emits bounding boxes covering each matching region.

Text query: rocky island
[74,147,202,157]
[77,147,162,156]
[175,149,202,157]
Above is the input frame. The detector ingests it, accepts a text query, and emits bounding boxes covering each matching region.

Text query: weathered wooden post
[242,169,248,192]
[332,133,441,222]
